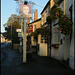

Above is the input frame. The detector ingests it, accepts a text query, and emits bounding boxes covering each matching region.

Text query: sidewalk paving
[1,48,74,75]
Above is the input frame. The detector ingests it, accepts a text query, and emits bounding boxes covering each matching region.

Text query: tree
[3,15,21,44]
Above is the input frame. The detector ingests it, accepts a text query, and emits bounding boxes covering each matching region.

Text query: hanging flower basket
[47,8,72,36]
[31,28,49,41]
[59,15,72,36]
[31,28,49,36]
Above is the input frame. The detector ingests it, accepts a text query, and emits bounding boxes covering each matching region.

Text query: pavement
[1,48,74,75]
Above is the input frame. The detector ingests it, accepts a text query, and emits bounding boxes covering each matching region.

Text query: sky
[1,0,49,33]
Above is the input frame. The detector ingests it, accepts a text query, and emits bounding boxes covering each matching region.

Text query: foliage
[31,28,49,41]
[3,18,21,43]
[47,8,64,23]
[59,15,72,35]
[31,28,49,36]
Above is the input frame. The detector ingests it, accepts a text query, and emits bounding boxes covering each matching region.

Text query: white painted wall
[51,0,73,60]
[65,0,73,19]
[51,34,64,60]
[63,37,70,60]
[69,0,74,70]
[38,43,47,56]
[57,1,64,12]
[69,36,74,70]
[51,26,71,61]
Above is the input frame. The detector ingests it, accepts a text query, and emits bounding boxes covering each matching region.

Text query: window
[48,5,50,14]
[41,35,48,43]
[52,25,60,44]
[46,11,48,22]
[34,25,36,31]
[46,11,47,18]
[42,15,44,24]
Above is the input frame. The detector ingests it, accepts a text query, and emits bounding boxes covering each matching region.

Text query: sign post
[23,18,26,63]
[19,1,32,63]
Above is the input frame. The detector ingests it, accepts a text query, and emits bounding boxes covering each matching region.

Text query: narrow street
[1,48,74,75]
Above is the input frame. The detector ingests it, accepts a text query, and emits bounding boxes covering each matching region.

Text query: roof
[28,18,41,25]
[41,0,50,14]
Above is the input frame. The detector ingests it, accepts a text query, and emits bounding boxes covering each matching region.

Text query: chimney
[27,19,30,25]
[34,9,38,21]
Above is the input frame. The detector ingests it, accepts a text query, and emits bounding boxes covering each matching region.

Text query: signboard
[18,33,22,37]
[29,25,33,33]
[20,42,22,46]
[19,4,32,18]
[16,29,21,32]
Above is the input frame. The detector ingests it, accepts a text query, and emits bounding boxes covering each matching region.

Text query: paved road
[1,48,74,75]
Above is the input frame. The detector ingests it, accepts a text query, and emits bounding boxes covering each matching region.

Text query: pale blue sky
[1,0,49,32]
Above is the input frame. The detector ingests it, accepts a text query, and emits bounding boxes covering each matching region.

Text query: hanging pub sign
[28,25,33,33]
[19,4,32,18]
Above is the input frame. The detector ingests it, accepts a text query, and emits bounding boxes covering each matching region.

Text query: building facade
[50,0,74,70]
[25,0,74,70]
[28,18,41,46]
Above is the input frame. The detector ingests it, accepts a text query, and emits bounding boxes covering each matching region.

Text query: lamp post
[64,0,65,15]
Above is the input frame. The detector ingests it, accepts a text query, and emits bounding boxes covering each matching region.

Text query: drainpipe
[64,0,65,15]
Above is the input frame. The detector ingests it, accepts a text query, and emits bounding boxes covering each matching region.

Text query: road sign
[18,33,22,37]
[16,29,21,32]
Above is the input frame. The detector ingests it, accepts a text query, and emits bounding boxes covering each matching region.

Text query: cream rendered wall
[50,0,55,9]
[29,20,41,46]
[38,43,47,56]
[38,34,41,44]
[29,20,41,32]
[41,5,50,25]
